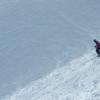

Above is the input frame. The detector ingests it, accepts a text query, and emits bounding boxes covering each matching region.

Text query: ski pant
[96,48,100,55]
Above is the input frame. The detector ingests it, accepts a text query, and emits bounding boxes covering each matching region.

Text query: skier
[93,39,100,57]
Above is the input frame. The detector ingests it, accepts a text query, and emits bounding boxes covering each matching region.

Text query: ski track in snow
[2,51,100,100]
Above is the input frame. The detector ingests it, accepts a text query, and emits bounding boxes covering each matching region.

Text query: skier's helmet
[93,39,97,43]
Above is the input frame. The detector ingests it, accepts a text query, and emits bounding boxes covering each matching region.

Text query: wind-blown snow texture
[1,0,100,99]
[2,52,100,100]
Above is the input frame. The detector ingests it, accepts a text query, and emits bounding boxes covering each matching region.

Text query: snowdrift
[2,52,100,100]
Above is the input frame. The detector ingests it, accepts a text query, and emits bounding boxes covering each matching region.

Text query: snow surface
[2,52,100,100]
[1,0,100,99]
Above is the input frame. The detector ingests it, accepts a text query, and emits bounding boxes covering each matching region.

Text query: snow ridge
[2,52,100,100]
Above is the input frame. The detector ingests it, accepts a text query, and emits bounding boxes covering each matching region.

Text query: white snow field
[1,0,100,99]
[2,52,100,100]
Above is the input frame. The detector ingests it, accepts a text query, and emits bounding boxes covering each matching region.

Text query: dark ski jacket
[95,40,100,49]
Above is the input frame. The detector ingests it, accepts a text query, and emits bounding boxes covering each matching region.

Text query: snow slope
[2,51,100,100]
[1,0,100,98]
